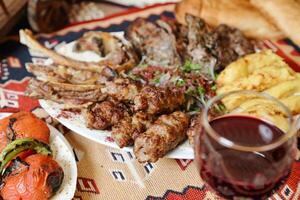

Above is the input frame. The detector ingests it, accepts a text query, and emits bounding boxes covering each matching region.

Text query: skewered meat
[25,78,106,106]
[133,86,185,114]
[19,29,114,74]
[134,111,189,163]
[125,18,181,67]
[111,112,154,148]
[0,112,50,153]
[0,154,64,200]
[85,99,130,130]
[26,63,113,84]
[74,31,139,72]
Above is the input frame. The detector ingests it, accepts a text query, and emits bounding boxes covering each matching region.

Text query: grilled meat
[186,14,218,79]
[19,29,115,75]
[85,99,130,130]
[111,112,154,148]
[185,14,254,79]
[101,78,141,102]
[133,86,185,114]
[134,111,189,163]
[160,19,189,61]
[125,18,181,67]
[26,63,112,84]
[25,78,106,106]
[210,24,255,70]
[74,31,139,72]
[186,114,201,145]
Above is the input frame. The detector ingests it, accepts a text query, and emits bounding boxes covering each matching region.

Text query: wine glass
[194,90,299,198]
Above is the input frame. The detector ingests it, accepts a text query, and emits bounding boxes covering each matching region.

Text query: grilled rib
[26,63,112,84]
[19,29,113,73]
[25,78,106,106]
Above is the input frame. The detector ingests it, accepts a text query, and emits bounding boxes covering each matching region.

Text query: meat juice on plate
[196,115,295,198]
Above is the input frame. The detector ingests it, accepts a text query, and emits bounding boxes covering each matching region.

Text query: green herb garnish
[211,84,217,91]
[175,78,185,86]
[181,60,202,72]
[197,86,206,95]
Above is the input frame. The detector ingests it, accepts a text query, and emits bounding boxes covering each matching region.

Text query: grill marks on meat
[25,79,106,106]
[185,14,254,79]
[125,18,181,67]
[133,86,185,115]
[210,24,255,70]
[111,112,154,148]
[85,99,130,130]
[134,111,189,163]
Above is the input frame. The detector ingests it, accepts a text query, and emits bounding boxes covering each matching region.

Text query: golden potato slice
[239,100,289,131]
[281,95,300,115]
[217,50,288,87]
[264,78,300,99]
[218,65,297,95]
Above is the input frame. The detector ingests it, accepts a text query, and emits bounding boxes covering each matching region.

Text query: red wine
[196,115,295,198]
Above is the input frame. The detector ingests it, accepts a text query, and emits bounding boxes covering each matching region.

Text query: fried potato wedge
[238,99,289,131]
[264,78,300,99]
[217,50,288,87]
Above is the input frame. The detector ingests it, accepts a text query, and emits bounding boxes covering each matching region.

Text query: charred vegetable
[0,138,52,175]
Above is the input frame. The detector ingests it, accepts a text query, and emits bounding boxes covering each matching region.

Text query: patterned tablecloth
[0,3,300,200]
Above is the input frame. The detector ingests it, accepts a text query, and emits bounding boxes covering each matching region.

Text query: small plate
[0,113,77,200]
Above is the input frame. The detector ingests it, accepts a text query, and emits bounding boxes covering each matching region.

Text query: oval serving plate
[0,113,77,200]
[38,31,194,160]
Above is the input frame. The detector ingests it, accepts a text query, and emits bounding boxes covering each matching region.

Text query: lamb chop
[125,18,181,67]
[26,63,111,84]
[20,29,112,74]
[25,78,106,107]
[19,30,138,77]
[134,111,190,163]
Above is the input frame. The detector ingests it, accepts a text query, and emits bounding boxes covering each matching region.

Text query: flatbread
[175,0,285,39]
[250,0,300,46]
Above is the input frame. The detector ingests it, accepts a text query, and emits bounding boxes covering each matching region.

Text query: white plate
[0,113,77,200]
[38,31,194,160]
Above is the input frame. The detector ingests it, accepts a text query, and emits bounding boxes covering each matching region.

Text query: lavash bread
[175,0,285,39]
[250,0,300,46]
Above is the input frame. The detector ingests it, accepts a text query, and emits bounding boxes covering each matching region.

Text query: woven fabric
[0,3,300,200]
